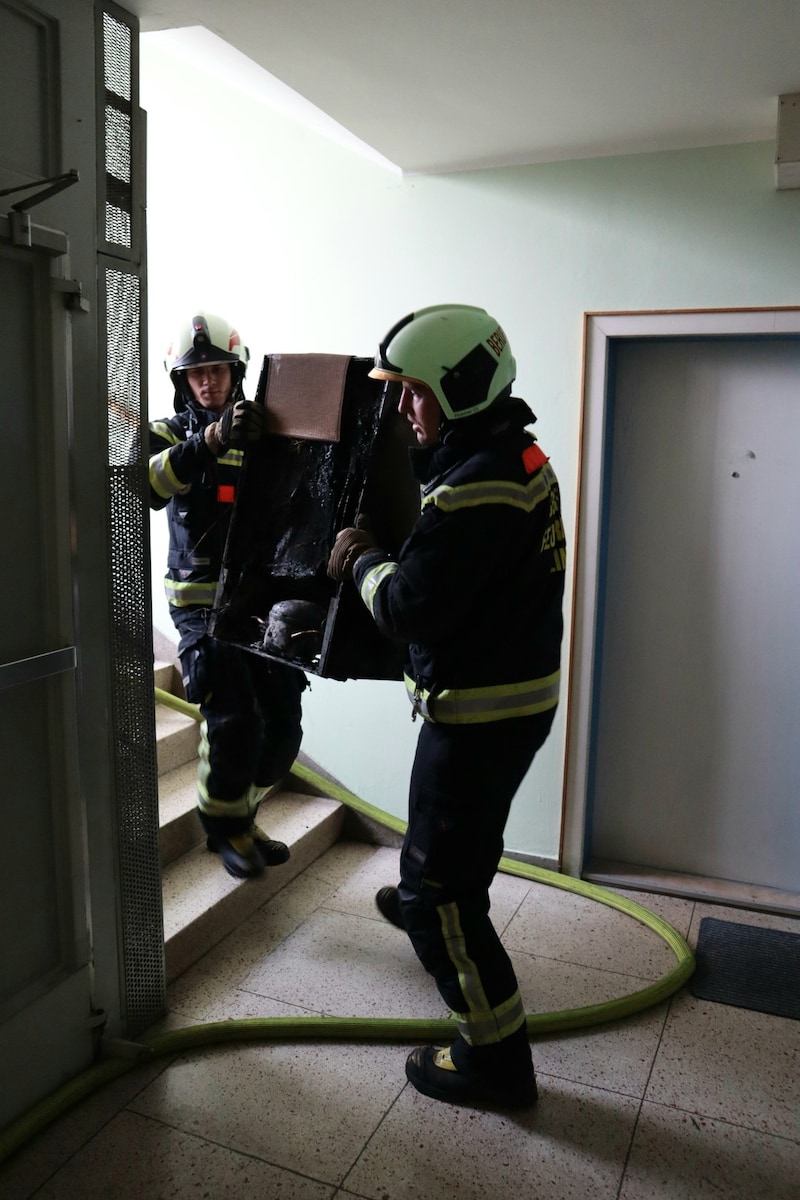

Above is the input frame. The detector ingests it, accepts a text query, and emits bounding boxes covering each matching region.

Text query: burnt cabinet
[209,354,419,680]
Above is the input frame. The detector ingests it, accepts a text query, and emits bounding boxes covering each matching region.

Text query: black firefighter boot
[375,885,405,929]
[203,813,290,880]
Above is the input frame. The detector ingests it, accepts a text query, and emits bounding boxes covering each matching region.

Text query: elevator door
[589,336,800,896]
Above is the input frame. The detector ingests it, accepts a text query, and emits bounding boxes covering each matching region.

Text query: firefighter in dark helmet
[149,311,305,880]
[328,304,566,1108]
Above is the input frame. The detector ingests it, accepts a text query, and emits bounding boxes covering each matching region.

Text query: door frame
[561,307,800,900]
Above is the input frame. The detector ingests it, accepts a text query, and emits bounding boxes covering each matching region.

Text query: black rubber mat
[690,917,800,1020]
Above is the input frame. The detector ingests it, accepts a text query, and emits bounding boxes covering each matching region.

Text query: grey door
[0,222,96,1126]
[1,0,104,1127]
[589,336,800,895]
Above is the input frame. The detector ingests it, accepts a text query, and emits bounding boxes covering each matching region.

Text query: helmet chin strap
[440,391,533,446]
[172,373,195,413]
[171,363,247,413]
[230,369,246,403]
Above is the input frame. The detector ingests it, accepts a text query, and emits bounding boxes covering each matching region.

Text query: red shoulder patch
[522,443,548,474]
[217,484,235,504]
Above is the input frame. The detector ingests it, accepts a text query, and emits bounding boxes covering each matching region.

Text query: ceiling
[132,0,800,175]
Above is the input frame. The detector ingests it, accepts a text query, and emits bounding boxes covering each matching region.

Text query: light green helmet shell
[369,304,516,420]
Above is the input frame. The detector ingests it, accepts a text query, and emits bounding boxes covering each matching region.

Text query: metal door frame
[561,307,800,906]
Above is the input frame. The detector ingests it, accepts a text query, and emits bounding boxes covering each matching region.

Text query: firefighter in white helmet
[328,304,566,1108]
[149,311,306,879]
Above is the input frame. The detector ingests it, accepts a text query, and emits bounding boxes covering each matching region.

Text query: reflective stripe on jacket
[353,413,566,723]
[403,669,561,725]
[421,460,557,518]
[147,402,241,611]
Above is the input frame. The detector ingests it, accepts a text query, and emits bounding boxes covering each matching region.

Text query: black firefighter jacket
[352,402,567,725]
[147,400,242,613]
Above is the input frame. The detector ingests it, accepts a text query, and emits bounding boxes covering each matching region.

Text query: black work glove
[205,400,267,455]
[327,519,376,582]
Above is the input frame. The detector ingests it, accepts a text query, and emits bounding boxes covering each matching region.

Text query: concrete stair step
[154,662,202,865]
[154,659,179,693]
[153,657,347,982]
[158,759,204,866]
[155,704,199,776]
[161,789,344,982]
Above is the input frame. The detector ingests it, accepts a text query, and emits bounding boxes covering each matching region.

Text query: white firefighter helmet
[164,311,249,383]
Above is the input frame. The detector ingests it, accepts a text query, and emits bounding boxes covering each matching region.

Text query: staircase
[154,656,346,983]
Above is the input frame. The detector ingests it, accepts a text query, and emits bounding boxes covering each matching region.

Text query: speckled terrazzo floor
[2,842,799,1199]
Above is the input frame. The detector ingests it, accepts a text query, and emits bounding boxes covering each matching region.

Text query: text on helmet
[486,326,508,357]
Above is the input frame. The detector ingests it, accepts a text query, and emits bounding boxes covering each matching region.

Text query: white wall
[141,32,800,865]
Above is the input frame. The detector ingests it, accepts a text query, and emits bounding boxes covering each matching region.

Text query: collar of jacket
[175,397,231,436]
[408,441,459,487]
[408,395,537,490]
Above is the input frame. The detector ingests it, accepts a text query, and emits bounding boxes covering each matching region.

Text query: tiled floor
[2,841,799,1199]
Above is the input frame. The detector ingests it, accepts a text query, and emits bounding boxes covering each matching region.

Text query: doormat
[690,917,800,1020]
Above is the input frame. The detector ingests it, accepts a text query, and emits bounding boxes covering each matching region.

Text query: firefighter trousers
[398,707,556,1079]
[174,608,306,837]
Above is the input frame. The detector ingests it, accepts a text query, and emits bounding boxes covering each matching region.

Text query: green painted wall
[142,34,800,865]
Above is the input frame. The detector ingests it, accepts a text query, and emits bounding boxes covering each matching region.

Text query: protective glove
[205,400,267,456]
[327,518,377,582]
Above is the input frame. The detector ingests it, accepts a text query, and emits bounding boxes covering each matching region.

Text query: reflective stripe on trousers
[398,708,556,1067]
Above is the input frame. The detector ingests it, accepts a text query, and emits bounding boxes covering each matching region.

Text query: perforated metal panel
[106,265,140,465]
[105,266,164,1033]
[99,5,164,1035]
[101,10,133,249]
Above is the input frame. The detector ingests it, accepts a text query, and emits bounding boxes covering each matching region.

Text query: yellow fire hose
[0,688,694,1164]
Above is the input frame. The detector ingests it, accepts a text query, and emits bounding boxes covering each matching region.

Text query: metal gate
[98,3,164,1034]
